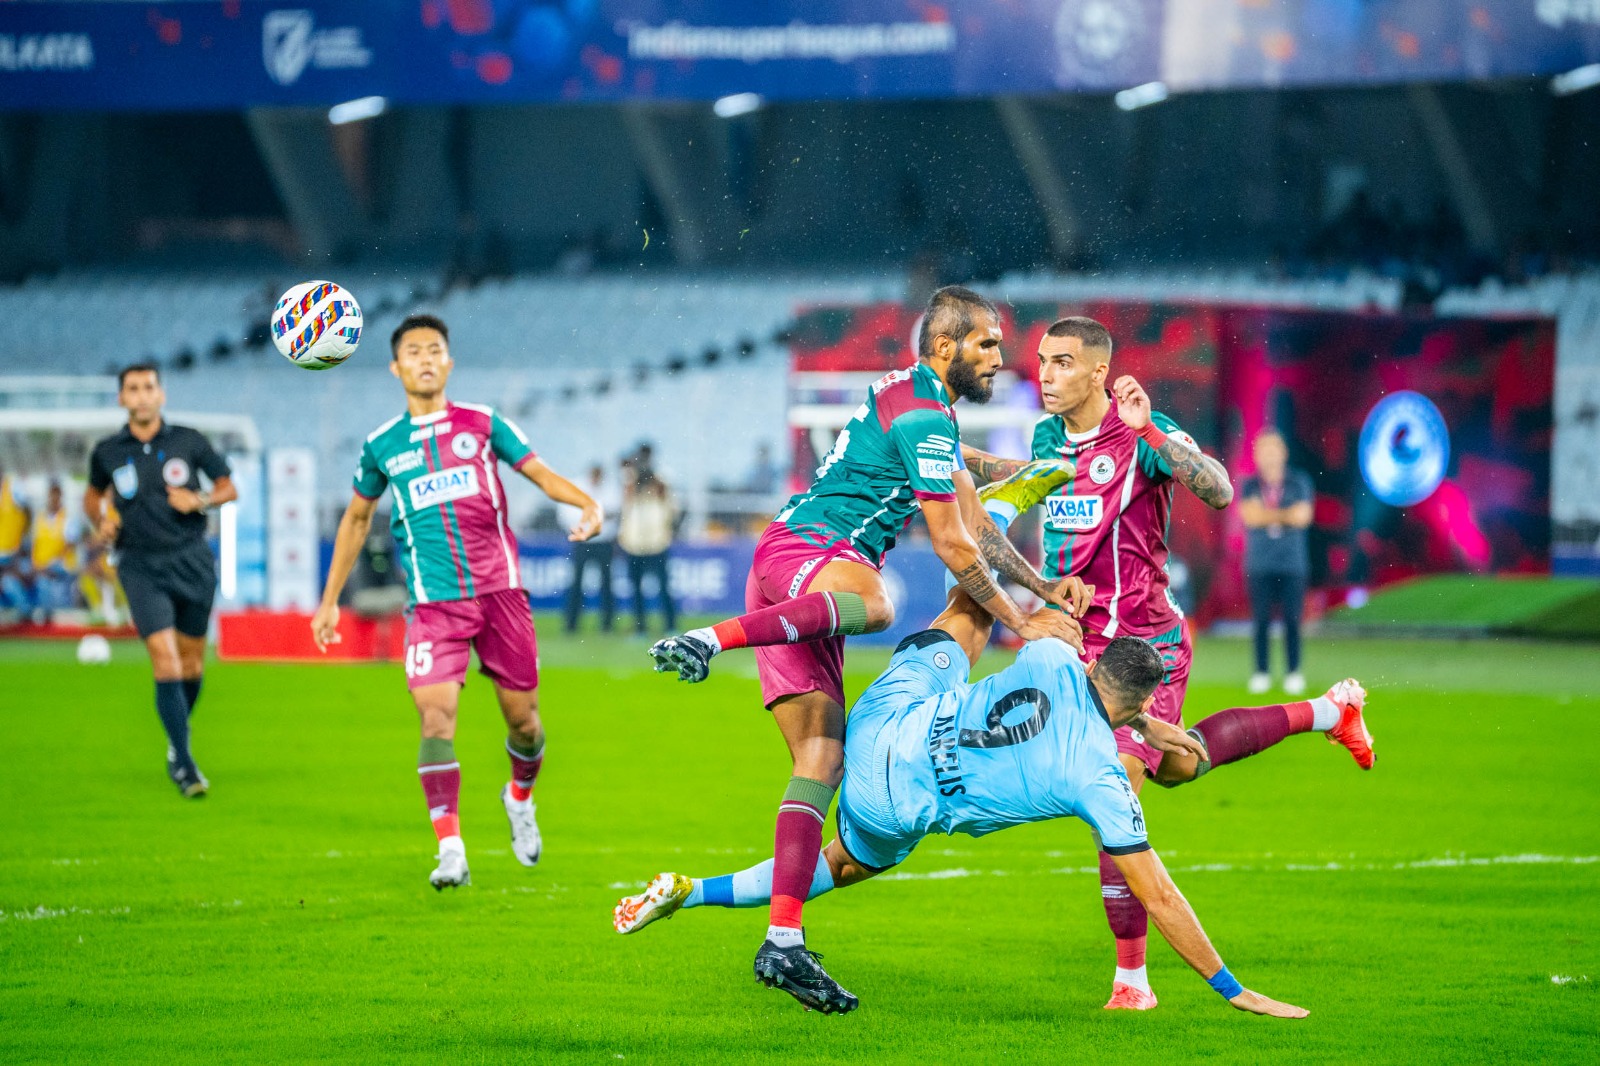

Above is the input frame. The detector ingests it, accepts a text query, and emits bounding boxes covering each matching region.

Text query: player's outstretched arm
[1112,848,1308,1018]
[1111,375,1234,509]
[516,457,603,542]
[311,493,377,652]
[921,496,1083,651]
[960,444,1031,485]
[82,485,119,545]
[956,471,1093,618]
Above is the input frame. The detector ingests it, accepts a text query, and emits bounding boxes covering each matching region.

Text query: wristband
[1138,422,1168,449]
[1206,965,1244,1000]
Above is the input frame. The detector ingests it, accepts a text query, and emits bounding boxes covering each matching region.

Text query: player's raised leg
[613,850,841,933]
[648,532,892,683]
[1154,678,1374,784]
[413,681,470,889]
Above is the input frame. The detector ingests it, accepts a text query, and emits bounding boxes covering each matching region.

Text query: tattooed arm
[1111,375,1235,510]
[960,444,1031,485]
[955,471,1094,617]
[921,495,1084,648]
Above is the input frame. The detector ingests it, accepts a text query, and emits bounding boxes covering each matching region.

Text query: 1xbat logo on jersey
[1045,495,1103,531]
[408,466,480,511]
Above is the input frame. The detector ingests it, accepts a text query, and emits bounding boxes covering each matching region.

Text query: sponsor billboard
[2,1,1597,111]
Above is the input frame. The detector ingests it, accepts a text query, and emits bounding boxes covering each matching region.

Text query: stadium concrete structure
[2,2,1599,1058]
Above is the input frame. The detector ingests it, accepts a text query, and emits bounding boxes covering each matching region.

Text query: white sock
[766,925,805,948]
[1310,695,1341,731]
[684,627,721,654]
[1115,965,1150,993]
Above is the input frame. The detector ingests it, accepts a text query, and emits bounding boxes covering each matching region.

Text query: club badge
[1088,454,1116,484]
[162,458,191,487]
[451,432,480,460]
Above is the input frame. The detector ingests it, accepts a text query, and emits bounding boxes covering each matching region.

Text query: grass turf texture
[1323,574,1600,640]
[3,623,1597,1063]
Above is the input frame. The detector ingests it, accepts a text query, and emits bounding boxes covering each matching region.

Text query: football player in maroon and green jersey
[646,286,1092,1013]
[965,316,1375,1011]
[312,314,602,890]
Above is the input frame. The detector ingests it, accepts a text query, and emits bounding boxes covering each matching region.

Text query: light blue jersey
[838,631,1149,871]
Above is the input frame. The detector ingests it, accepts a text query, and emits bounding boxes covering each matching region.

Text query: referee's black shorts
[118,542,218,639]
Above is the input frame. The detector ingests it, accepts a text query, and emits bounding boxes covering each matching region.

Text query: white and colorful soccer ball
[271,281,363,370]
[76,634,112,665]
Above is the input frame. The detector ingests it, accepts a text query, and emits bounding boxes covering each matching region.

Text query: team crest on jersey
[451,432,480,460]
[408,466,481,511]
[1045,495,1103,531]
[162,458,191,487]
[1088,454,1116,485]
[112,462,139,498]
[933,651,951,670]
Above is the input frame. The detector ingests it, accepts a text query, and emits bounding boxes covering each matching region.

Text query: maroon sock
[769,776,833,930]
[1099,851,1148,966]
[711,592,841,651]
[506,738,544,803]
[419,761,461,841]
[1190,702,1313,769]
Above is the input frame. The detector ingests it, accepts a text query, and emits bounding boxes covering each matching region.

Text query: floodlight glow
[713,92,763,119]
[328,96,388,125]
[1551,64,1600,96]
[1114,82,1169,111]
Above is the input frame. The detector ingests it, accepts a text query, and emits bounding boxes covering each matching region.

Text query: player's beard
[946,356,994,404]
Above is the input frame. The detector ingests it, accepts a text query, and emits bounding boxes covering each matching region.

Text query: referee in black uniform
[83,365,237,797]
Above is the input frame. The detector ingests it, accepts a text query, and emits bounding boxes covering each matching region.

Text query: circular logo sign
[451,432,480,460]
[162,458,191,486]
[1359,391,1450,507]
[1088,454,1116,485]
[933,651,951,670]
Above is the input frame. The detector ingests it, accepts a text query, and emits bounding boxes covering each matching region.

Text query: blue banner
[3,1,1598,111]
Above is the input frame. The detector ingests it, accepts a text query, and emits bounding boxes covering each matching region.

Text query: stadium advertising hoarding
[1,1,1598,110]
[787,300,1554,623]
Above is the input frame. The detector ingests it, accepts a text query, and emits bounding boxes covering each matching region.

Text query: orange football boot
[1104,981,1159,1011]
[1324,678,1375,769]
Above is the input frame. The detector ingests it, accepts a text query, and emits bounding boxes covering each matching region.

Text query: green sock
[831,592,871,636]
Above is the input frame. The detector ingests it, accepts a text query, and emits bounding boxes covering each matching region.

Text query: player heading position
[616,589,1311,1020]
[967,316,1374,1010]
[84,364,237,797]
[647,285,1089,1007]
[312,314,601,889]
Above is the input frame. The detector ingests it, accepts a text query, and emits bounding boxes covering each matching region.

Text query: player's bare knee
[861,593,895,632]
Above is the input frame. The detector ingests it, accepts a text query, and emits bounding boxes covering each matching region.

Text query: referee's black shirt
[88,422,231,555]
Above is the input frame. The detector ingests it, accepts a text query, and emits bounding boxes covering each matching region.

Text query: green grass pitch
[3,624,1597,1063]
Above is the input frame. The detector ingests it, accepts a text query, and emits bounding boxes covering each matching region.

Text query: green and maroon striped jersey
[353,402,534,606]
[774,362,963,567]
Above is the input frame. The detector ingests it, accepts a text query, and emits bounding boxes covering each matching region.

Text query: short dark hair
[118,363,160,389]
[918,285,1000,361]
[1044,316,1113,357]
[1093,636,1165,711]
[390,313,450,356]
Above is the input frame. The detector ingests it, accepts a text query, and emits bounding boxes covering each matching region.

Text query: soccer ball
[271,281,363,370]
[76,634,112,665]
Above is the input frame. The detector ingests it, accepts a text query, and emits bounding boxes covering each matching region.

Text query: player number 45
[405,642,434,679]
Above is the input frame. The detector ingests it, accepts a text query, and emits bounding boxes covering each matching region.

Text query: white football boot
[501,785,542,867]
[429,839,471,890]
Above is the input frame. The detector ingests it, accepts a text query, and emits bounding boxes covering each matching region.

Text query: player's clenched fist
[1112,375,1152,431]
[1229,989,1310,1019]
[310,603,342,653]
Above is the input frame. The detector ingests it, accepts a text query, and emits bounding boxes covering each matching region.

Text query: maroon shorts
[1085,621,1193,778]
[404,587,539,692]
[747,524,877,709]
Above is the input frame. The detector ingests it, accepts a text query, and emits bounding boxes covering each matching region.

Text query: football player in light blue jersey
[615,590,1309,1019]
